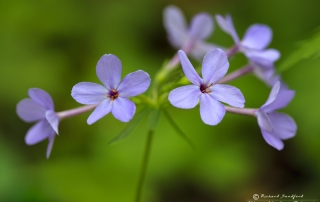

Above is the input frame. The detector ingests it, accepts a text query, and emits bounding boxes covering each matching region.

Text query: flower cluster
[16,5,296,158]
[17,55,150,158]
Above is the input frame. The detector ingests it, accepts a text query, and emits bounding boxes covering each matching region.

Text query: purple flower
[164,5,218,60]
[16,88,59,158]
[256,81,297,150]
[216,14,280,64]
[168,49,245,125]
[71,54,151,124]
[216,14,281,85]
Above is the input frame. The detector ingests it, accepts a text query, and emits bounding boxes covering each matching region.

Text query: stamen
[200,83,213,93]
[108,89,119,100]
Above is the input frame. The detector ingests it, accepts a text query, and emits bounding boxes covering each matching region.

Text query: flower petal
[215,14,239,44]
[17,99,46,122]
[168,85,201,109]
[261,81,280,108]
[25,120,54,145]
[163,5,188,48]
[71,82,108,104]
[253,63,279,86]
[208,84,245,108]
[241,24,272,50]
[257,110,273,133]
[202,48,229,84]
[200,93,226,125]
[246,49,280,67]
[117,70,151,98]
[112,97,136,122]
[28,88,54,110]
[268,112,297,140]
[263,87,295,112]
[96,54,122,90]
[178,50,202,85]
[46,134,55,159]
[87,99,112,125]
[46,110,59,134]
[261,129,284,150]
[189,13,213,40]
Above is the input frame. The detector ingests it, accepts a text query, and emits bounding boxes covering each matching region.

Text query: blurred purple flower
[256,81,296,150]
[72,54,151,124]
[252,62,280,86]
[216,14,280,63]
[164,5,218,60]
[169,49,245,125]
[16,88,59,158]
[216,14,281,85]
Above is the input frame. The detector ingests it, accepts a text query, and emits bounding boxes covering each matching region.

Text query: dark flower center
[108,89,119,100]
[200,83,213,93]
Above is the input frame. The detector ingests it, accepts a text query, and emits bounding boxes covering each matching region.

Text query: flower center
[200,83,213,93]
[108,89,119,100]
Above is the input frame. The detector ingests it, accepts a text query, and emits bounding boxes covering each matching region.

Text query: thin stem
[225,106,258,117]
[226,44,239,58]
[135,130,154,202]
[163,110,196,150]
[56,104,98,120]
[166,53,179,70]
[217,64,254,84]
[165,40,195,70]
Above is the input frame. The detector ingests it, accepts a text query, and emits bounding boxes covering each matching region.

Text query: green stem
[135,130,154,202]
[163,110,196,150]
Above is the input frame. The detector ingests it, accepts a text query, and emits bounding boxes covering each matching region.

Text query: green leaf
[109,108,149,145]
[148,108,161,131]
[278,29,320,72]
[163,110,196,150]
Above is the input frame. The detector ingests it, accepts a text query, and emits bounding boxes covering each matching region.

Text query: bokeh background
[1,0,320,201]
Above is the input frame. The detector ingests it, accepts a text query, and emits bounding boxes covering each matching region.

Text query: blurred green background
[1,0,320,201]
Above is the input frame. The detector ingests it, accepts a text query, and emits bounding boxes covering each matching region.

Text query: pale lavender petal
[17,99,46,122]
[257,110,273,133]
[262,81,280,108]
[215,15,230,34]
[202,48,229,84]
[189,41,221,61]
[46,135,55,159]
[28,88,54,110]
[25,120,54,145]
[163,5,188,48]
[71,82,108,104]
[96,54,122,90]
[46,110,59,134]
[117,70,151,98]
[200,94,226,125]
[208,84,245,108]
[87,99,112,125]
[246,49,280,67]
[189,13,213,40]
[112,97,136,122]
[215,14,239,44]
[261,130,284,150]
[269,112,297,140]
[263,86,295,112]
[169,85,201,109]
[253,64,280,86]
[178,50,202,85]
[242,24,272,50]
